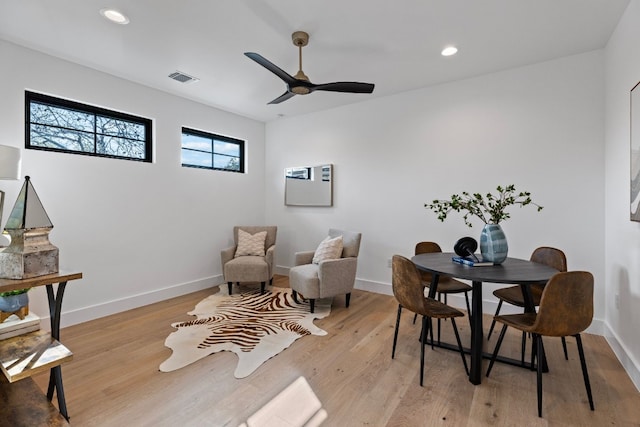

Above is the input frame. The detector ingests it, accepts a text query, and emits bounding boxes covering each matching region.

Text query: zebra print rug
[159,286,331,378]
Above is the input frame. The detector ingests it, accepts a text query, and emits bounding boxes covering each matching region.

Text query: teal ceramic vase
[479,224,508,264]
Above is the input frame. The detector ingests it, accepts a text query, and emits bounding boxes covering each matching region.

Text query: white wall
[604,0,640,390]
[265,50,606,328]
[0,40,266,327]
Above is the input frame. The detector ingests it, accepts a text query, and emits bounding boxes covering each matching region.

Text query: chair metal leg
[561,336,569,360]
[487,300,503,339]
[412,313,418,324]
[464,291,472,328]
[420,315,430,386]
[346,293,351,308]
[536,334,544,417]
[530,331,537,371]
[260,281,266,294]
[392,305,402,359]
[521,332,527,366]
[227,282,233,295]
[575,334,595,411]
[451,318,469,375]
[429,318,435,350]
[486,324,508,377]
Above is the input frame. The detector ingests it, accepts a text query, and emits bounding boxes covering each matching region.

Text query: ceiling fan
[244,31,375,104]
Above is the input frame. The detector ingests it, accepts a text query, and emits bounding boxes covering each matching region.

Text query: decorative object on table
[425,185,543,264]
[0,145,21,237]
[453,237,480,260]
[479,224,508,264]
[451,236,493,266]
[159,286,330,378]
[0,288,29,322]
[0,287,39,339]
[0,176,59,279]
[451,255,494,267]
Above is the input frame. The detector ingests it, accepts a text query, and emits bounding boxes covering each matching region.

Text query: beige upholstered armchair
[221,226,277,295]
[289,229,362,313]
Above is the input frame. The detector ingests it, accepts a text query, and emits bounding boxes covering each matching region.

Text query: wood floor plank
[20,275,640,426]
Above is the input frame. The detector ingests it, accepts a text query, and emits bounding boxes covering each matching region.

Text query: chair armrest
[317,257,358,297]
[265,245,276,278]
[221,246,236,269]
[294,251,315,266]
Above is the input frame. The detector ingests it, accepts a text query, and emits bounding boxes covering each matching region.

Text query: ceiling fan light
[441,46,458,56]
[100,8,130,25]
[292,86,310,95]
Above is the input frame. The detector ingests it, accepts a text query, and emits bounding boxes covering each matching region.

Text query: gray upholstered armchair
[221,226,277,295]
[289,228,362,313]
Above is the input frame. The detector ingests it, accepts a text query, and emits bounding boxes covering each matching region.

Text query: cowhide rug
[159,286,330,378]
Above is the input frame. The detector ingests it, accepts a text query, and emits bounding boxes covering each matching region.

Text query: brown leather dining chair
[413,242,472,335]
[486,271,595,417]
[391,255,469,386]
[487,246,570,361]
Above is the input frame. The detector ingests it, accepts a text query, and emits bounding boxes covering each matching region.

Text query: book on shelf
[0,312,40,340]
[451,255,494,267]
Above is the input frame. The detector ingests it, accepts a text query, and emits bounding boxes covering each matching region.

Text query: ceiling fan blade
[312,81,375,94]
[268,91,296,104]
[244,52,297,85]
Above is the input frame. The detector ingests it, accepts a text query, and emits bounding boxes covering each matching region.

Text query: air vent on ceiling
[168,71,199,83]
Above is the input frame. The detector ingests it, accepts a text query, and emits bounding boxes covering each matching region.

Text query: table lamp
[0,144,22,233]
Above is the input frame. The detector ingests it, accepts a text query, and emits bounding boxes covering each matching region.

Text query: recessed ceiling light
[441,46,458,57]
[100,8,129,25]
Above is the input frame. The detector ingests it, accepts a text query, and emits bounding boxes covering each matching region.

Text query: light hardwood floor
[31,275,640,426]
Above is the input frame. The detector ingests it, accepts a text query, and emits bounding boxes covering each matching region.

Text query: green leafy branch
[425,184,543,227]
[0,288,29,297]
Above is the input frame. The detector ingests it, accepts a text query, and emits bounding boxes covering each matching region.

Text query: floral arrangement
[425,184,543,227]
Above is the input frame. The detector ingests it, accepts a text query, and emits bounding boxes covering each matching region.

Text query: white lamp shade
[0,145,21,180]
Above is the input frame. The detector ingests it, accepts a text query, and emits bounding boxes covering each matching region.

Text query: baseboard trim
[39,275,222,331]
[604,322,640,392]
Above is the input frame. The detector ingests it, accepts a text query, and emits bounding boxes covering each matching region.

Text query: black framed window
[25,91,152,162]
[181,127,244,173]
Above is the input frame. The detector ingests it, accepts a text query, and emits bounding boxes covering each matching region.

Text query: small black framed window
[25,91,152,162]
[181,127,245,173]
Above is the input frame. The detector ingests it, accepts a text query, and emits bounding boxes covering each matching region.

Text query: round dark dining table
[411,252,560,384]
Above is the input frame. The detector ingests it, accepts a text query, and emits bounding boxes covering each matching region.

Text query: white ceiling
[0,0,630,122]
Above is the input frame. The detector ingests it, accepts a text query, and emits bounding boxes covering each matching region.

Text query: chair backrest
[415,241,442,255]
[414,241,442,283]
[392,255,428,315]
[532,271,594,337]
[328,228,361,258]
[530,246,567,272]
[234,226,277,250]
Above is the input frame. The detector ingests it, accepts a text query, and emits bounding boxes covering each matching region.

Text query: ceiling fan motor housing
[292,31,309,47]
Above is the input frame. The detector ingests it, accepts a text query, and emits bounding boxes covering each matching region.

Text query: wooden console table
[0,271,82,422]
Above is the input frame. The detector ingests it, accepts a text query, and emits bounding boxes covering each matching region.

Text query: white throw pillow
[312,235,344,264]
[235,229,267,257]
